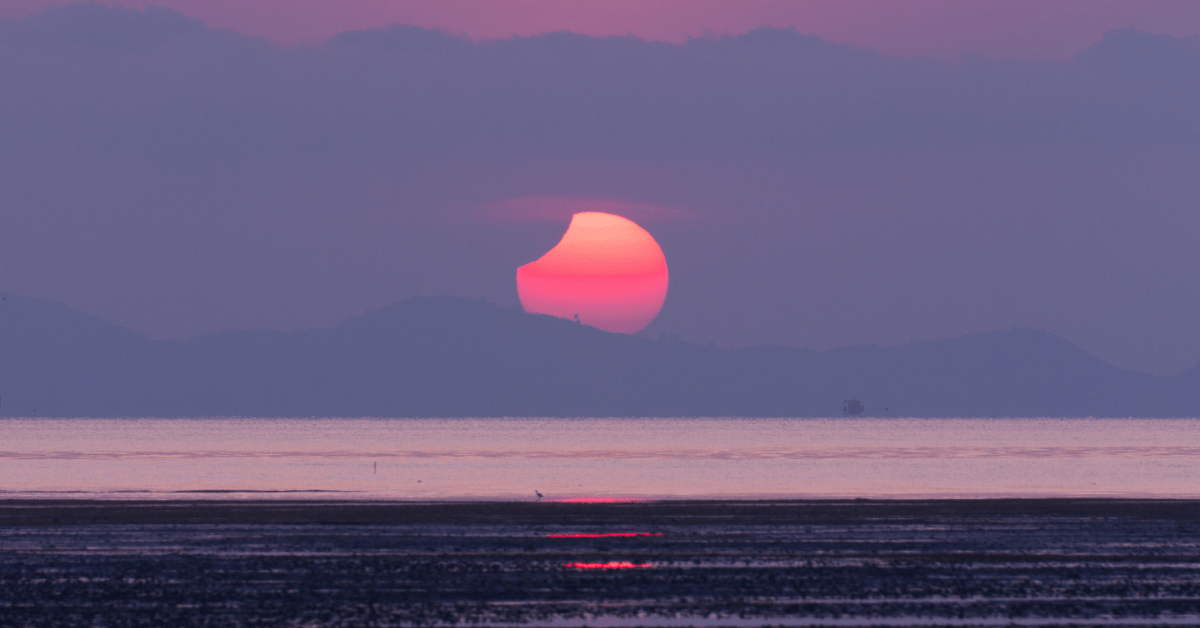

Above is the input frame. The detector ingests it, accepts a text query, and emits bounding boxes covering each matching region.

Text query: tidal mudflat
[2,499,1200,627]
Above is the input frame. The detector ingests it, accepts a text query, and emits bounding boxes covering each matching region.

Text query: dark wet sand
[5,498,1199,525]
[3,499,1200,626]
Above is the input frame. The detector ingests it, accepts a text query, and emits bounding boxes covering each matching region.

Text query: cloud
[7,0,1200,61]
[476,197,689,224]
[1,4,1200,376]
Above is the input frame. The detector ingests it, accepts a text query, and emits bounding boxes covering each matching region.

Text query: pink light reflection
[557,497,650,503]
[565,562,653,569]
[546,533,662,538]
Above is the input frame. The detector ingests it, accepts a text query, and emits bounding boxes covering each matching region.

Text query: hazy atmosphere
[7,4,1200,626]
[2,2,1199,377]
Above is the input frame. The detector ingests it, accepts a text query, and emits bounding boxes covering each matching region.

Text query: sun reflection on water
[557,497,649,503]
[564,562,653,569]
[547,533,662,538]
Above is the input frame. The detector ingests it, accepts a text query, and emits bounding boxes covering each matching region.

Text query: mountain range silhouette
[1,292,1196,417]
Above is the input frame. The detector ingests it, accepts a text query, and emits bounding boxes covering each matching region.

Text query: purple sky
[5,0,1200,59]
[1,3,1199,376]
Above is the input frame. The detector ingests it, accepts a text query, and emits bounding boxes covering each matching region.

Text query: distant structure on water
[843,398,865,416]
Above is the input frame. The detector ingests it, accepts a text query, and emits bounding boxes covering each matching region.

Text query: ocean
[3,417,1199,500]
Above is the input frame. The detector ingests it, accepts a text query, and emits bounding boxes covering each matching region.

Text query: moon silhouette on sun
[517,212,669,334]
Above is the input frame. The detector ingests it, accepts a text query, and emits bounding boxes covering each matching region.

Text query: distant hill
[1,292,1196,417]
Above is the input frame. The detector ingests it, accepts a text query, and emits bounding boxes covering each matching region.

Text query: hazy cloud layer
[6,0,1200,60]
[2,4,1199,374]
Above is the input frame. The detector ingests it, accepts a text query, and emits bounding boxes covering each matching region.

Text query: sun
[517,212,668,334]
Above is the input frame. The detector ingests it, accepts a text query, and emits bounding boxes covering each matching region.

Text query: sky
[5,0,1200,61]
[1,2,1199,376]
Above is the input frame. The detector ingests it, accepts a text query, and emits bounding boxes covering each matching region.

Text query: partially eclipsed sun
[517,212,668,334]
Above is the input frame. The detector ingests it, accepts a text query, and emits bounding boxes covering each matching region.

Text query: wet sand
[3,499,1200,626]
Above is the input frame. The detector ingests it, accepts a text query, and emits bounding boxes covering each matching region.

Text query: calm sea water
[2,417,1199,500]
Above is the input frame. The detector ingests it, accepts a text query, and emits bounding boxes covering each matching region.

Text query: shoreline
[6,497,1200,625]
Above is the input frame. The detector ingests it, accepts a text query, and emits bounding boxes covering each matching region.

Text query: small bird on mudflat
[535,490,543,501]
